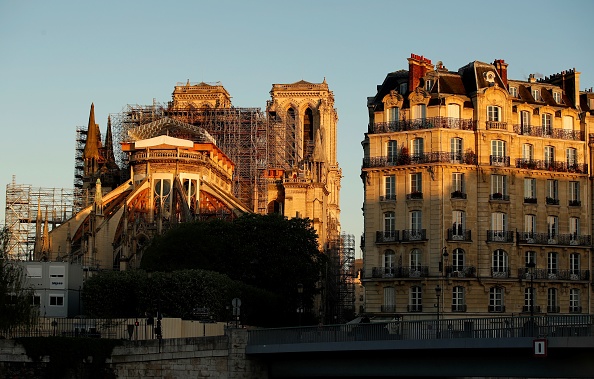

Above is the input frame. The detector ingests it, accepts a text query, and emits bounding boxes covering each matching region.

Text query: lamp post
[435,285,442,338]
[440,247,449,275]
[297,283,304,326]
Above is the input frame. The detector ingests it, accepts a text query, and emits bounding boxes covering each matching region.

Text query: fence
[1,317,226,340]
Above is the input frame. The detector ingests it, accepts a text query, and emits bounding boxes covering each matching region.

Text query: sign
[232,298,241,308]
[533,338,547,357]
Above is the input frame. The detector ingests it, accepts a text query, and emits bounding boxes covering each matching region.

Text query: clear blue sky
[1,0,593,257]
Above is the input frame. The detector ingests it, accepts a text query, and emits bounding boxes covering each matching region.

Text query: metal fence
[247,315,594,346]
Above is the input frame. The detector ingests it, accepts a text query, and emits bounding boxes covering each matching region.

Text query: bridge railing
[247,315,594,346]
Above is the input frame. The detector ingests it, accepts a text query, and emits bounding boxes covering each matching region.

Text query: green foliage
[140,213,326,321]
[0,227,37,333]
[17,336,121,379]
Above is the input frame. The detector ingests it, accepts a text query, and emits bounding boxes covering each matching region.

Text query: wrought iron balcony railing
[375,230,399,243]
[570,306,583,314]
[488,305,506,313]
[362,150,477,168]
[490,155,510,167]
[515,158,588,174]
[407,305,423,312]
[369,116,476,134]
[379,194,396,202]
[517,232,591,246]
[490,193,510,201]
[491,268,511,278]
[401,229,427,242]
[522,305,541,313]
[487,230,514,243]
[518,267,590,281]
[447,228,472,242]
[486,121,507,130]
[524,197,537,204]
[445,266,476,278]
[406,192,423,200]
[450,191,467,199]
[569,200,581,207]
[451,304,467,312]
[370,266,429,279]
[547,306,560,313]
[513,124,584,141]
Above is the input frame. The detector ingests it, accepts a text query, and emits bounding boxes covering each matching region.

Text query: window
[547,252,558,275]
[451,138,463,162]
[569,181,580,205]
[553,92,562,103]
[26,266,42,278]
[384,175,396,200]
[410,248,422,270]
[566,148,577,170]
[522,143,534,160]
[384,212,395,233]
[413,104,426,120]
[520,110,530,132]
[547,216,559,241]
[452,173,465,195]
[548,288,558,313]
[411,138,424,161]
[409,286,422,312]
[491,174,507,199]
[524,178,536,201]
[509,86,517,97]
[452,286,466,312]
[569,218,580,243]
[570,253,581,275]
[410,173,422,194]
[425,79,433,91]
[399,82,408,94]
[491,140,507,166]
[492,249,508,277]
[387,140,398,162]
[452,248,465,272]
[489,287,505,312]
[525,251,536,268]
[544,145,555,166]
[387,107,399,123]
[570,289,581,313]
[487,105,501,121]
[524,215,536,236]
[542,113,552,135]
[31,295,41,306]
[384,250,396,276]
[452,211,465,239]
[546,180,558,204]
[409,211,422,240]
[383,287,395,312]
[49,295,64,307]
[490,213,507,242]
[524,287,536,313]
[532,88,540,101]
[447,103,461,119]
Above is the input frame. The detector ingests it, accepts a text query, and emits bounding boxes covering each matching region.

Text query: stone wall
[0,328,268,379]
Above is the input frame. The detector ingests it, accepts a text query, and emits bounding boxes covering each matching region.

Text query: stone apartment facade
[361,54,594,318]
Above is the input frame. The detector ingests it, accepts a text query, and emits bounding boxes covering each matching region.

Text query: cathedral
[40,80,342,271]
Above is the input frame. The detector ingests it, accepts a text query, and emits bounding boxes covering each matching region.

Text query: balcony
[490,193,510,201]
[381,305,396,313]
[515,158,588,174]
[375,230,399,243]
[406,192,423,200]
[569,306,583,314]
[516,232,592,246]
[447,228,472,242]
[380,194,396,202]
[523,197,537,204]
[445,266,476,278]
[370,266,429,279]
[491,268,511,278]
[486,121,508,130]
[450,191,467,199]
[518,267,590,281]
[513,124,584,141]
[569,200,581,207]
[547,306,560,314]
[488,305,506,313]
[487,230,514,243]
[490,155,510,167]
[451,304,467,312]
[368,116,476,134]
[407,305,423,312]
[522,305,542,313]
[362,150,477,168]
[546,197,560,205]
[401,229,427,242]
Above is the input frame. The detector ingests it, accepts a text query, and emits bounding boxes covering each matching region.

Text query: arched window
[286,108,296,164]
[303,108,314,157]
[267,200,281,214]
[492,249,508,278]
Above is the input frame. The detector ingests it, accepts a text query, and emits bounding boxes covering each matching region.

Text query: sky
[1,0,593,257]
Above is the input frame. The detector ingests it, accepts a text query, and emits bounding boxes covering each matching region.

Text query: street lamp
[435,285,442,338]
[439,247,449,274]
[297,283,304,326]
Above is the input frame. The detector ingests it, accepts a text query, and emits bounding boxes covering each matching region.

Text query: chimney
[528,74,536,83]
[493,59,508,88]
[408,54,433,91]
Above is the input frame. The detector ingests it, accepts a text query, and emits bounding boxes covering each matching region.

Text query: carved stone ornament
[409,88,430,105]
[383,90,403,108]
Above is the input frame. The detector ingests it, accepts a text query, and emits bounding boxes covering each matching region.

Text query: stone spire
[83,103,102,176]
[104,115,117,168]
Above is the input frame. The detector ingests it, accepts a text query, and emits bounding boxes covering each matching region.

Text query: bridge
[246,315,594,378]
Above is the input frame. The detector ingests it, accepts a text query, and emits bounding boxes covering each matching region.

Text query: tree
[0,227,37,334]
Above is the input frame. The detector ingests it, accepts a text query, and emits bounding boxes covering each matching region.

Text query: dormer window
[425,79,433,91]
[509,86,517,97]
[553,92,562,103]
[532,89,540,101]
[399,82,408,94]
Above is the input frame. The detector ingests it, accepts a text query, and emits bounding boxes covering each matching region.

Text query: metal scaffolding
[324,232,356,324]
[4,176,76,260]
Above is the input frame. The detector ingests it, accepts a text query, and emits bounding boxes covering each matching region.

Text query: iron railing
[447,228,472,242]
[518,267,590,281]
[247,315,594,345]
[375,230,399,243]
[370,266,429,279]
[401,229,427,242]
[362,151,477,168]
[515,158,588,174]
[445,266,476,278]
[486,230,514,243]
[516,232,591,246]
[513,124,584,141]
[369,116,476,134]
